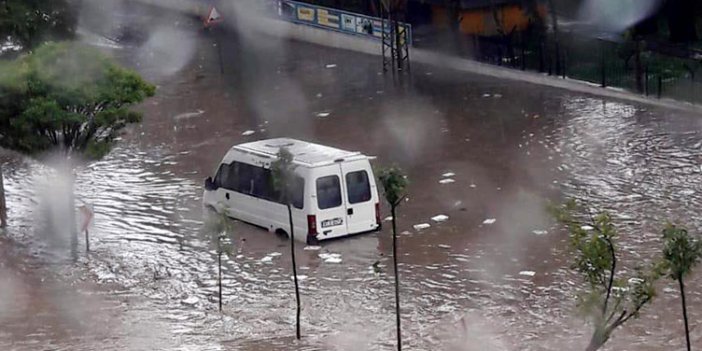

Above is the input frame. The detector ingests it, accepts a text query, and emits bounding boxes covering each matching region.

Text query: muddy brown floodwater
[2,9,702,351]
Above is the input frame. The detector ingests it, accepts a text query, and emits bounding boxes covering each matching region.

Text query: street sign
[78,204,94,233]
[205,6,223,28]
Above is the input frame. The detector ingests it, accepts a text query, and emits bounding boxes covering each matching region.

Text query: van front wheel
[275,229,289,239]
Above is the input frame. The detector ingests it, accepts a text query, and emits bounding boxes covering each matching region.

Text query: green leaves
[271,147,297,204]
[661,223,702,281]
[0,0,78,52]
[552,199,659,349]
[0,42,155,159]
[378,166,408,208]
[206,206,235,256]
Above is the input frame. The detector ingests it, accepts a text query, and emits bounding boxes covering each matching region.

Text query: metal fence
[473,30,702,105]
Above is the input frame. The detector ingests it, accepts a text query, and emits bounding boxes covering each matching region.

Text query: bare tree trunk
[0,163,7,228]
[68,169,78,260]
[218,250,223,311]
[679,278,692,351]
[289,203,301,339]
[585,325,609,351]
[391,205,402,351]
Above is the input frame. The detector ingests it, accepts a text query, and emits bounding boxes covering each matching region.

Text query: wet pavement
[2,6,702,351]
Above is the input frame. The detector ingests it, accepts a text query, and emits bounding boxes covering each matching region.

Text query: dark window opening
[316,175,341,209]
[346,170,371,204]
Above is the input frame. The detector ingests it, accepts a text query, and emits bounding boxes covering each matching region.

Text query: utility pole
[380,0,410,73]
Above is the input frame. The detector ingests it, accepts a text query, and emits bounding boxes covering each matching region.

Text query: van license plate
[321,218,343,228]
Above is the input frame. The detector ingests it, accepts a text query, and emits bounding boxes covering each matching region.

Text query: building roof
[234,138,366,167]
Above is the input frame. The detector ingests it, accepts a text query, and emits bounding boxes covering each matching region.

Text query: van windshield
[316,175,341,210]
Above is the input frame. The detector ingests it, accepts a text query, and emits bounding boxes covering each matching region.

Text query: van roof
[234,138,368,167]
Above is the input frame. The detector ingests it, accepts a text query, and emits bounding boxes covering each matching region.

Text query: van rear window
[316,175,341,210]
[346,170,371,204]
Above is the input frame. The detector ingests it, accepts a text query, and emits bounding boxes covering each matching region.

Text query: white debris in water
[431,215,449,223]
[680,189,696,196]
[325,64,337,68]
[663,287,676,294]
[173,109,205,120]
[260,256,273,263]
[319,253,342,263]
[532,230,548,235]
[439,178,455,184]
[401,230,411,235]
[470,183,477,188]
[482,93,491,98]
[269,252,282,257]
[483,218,496,225]
[413,223,431,230]
[628,278,644,285]
[581,225,594,231]
[182,296,199,306]
[384,216,393,222]
[493,94,503,98]
[438,244,451,249]
[519,271,536,277]
[316,92,323,98]
[442,172,455,177]
[242,130,255,136]
[292,275,308,281]
[325,257,342,264]
[316,112,331,118]
[304,246,321,251]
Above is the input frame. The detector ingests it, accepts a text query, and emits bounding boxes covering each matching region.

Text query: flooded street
[2,7,702,351]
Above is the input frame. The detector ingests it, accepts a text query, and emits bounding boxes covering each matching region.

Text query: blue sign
[276,0,412,45]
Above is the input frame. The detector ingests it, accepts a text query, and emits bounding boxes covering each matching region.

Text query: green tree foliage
[0,0,78,51]
[205,207,235,311]
[551,200,660,351]
[661,223,702,351]
[378,166,408,351]
[0,42,155,159]
[270,147,302,340]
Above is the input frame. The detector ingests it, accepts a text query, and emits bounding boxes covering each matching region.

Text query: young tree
[661,223,702,351]
[0,42,155,237]
[271,147,302,340]
[552,200,660,351]
[378,167,408,351]
[0,0,78,52]
[206,207,235,311]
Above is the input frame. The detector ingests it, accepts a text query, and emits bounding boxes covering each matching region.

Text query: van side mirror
[204,177,218,191]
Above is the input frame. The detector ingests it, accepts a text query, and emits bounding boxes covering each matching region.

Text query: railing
[472,30,702,106]
[274,0,412,45]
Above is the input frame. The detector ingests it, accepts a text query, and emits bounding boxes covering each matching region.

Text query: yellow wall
[432,3,545,36]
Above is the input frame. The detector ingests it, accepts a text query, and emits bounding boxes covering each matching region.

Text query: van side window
[290,176,304,209]
[316,175,341,209]
[236,162,254,195]
[218,163,238,191]
[346,170,371,204]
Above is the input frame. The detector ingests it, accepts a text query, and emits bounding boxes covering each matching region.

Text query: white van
[203,138,381,244]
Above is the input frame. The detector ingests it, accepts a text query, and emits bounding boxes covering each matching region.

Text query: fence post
[600,40,606,88]
[658,76,662,99]
[539,41,544,72]
[520,33,526,70]
[562,49,566,79]
[645,65,649,96]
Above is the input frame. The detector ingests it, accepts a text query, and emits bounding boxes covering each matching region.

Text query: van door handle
[347,208,353,215]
